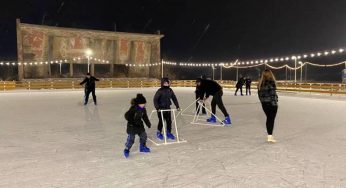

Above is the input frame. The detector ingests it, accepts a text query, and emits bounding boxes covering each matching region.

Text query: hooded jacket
[153,78,180,110]
[124,98,151,134]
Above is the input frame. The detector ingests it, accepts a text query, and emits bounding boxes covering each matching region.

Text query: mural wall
[16,20,163,79]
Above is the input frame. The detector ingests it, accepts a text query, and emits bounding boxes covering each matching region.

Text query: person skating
[234,76,245,96]
[195,78,231,125]
[195,76,207,115]
[153,77,180,140]
[258,70,279,143]
[123,94,151,158]
[80,73,99,105]
[245,77,252,95]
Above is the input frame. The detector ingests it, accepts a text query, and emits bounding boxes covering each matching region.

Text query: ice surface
[1,88,346,187]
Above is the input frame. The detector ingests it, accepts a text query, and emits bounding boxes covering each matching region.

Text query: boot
[166,132,175,140]
[267,135,276,143]
[223,116,231,125]
[139,144,151,153]
[207,115,217,123]
[124,149,130,158]
[156,131,164,140]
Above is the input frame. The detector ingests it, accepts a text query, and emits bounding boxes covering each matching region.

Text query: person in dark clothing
[195,76,206,115]
[234,76,245,96]
[258,70,279,143]
[123,94,151,158]
[195,78,231,125]
[80,73,99,105]
[245,77,252,95]
[153,77,180,140]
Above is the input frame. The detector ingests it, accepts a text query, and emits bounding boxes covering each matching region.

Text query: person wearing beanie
[80,72,99,105]
[153,77,180,140]
[235,76,245,96]
[123,93,151,158]
[195,78,231,125]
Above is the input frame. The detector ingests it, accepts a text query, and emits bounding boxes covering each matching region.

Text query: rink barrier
[0,80,346,95]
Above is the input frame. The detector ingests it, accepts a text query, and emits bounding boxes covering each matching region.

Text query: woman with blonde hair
[258,69,279,142]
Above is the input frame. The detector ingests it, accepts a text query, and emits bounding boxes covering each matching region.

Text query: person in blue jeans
[123,94,151,158]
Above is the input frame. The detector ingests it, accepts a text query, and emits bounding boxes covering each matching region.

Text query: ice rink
[1,87,346,187]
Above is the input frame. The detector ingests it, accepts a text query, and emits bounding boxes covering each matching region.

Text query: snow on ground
[1,87,346,188]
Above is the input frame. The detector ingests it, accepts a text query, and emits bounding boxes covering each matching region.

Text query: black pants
[211,90,229,117]
[85,88,97,104]
[196,94,206,114]
[261,103,278,135]
[246,85,251,95]
[157,111,172,133]
[235,86,243,95]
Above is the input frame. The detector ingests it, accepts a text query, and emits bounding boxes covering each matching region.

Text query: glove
[147,124,151,128]
[177,108,181,111]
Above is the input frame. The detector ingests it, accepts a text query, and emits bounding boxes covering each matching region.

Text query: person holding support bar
[123,94,151,158]
[258,69,279,143]
[154,77,180,140]
[195,78,231,125]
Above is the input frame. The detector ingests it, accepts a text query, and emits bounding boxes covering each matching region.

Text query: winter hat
[196,78,202,83]
[135,93,147,104]
[86,72,91,75]
[161,77,170,86]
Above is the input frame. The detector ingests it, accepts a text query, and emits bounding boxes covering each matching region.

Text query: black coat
[80,76,99,90]
[197,79,222,99]
[236,77,245,87]
[258,79,278,106]
[153,86,180,110]
[124,106,151,134]
[245,78,252,87]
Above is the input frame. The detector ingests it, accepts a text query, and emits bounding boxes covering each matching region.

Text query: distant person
[245,77,252,95]
[123,94,151,158]
[195,75,207,115]
[154,77,181,140]
[80,73,99,105]
[258,70,279,143]
[234,76,245,96]
[195,78,231,125]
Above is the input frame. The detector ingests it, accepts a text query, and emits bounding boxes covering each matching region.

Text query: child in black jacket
[123,94,151,158]
[153,77,180,140]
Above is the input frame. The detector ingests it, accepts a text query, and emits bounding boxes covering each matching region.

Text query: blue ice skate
[166,132,175,140]
[206,115,217,123]
[223,116,232,125]
[139,144,150,153]
[156,131,164,140]
[124,149,130,158]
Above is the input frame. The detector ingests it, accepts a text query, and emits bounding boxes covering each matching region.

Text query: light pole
[161,59,164,78]
[299,61,303,83]
[293,56,297,83]
[212,65,216,80]
[220,63,224,80]
[85,49,93,73]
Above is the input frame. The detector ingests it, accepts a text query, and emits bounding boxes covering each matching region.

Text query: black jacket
[236,77,245,87]
[124,105,151,134]
[245,78,252,87]
[153,86,180,110]
[258,79,278,106]
[197,79,222,99]
[80,76,99,90]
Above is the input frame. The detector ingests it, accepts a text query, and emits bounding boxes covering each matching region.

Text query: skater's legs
[164,111,172,133]
[85,89,91,104]
[91,89,97,104]
[125,134,135,150]
[214,90,229,117]
[138,131,147,146]
[157,111,163,132]
[211,97,217,115]
[261,103,278,135]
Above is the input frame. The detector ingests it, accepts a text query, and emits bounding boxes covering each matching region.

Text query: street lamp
[299,61,303,83]
[219,63,224,80]
[292,56,297,83]
[85,49,93,73]
[211,64,216,80]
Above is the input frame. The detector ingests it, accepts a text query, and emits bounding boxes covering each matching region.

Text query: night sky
[1,0,346,80]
